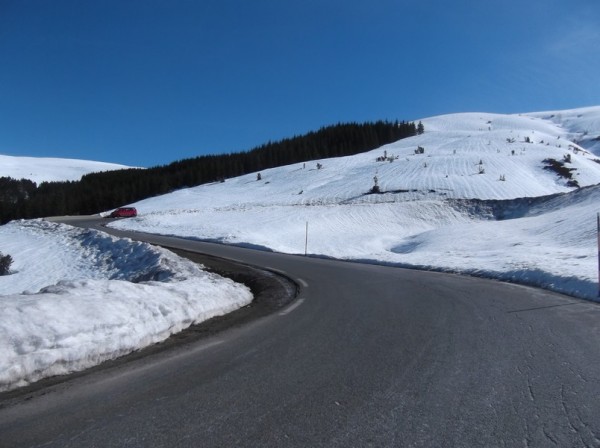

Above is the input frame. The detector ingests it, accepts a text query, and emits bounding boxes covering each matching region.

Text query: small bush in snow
[415,146,425,154]
[566,179,580,188]
[0,253,13,276]
[563,153,572,163]
[376,150,398,163]
[369,173,381,194]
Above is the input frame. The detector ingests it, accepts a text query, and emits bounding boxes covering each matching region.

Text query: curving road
[1,218,600,447]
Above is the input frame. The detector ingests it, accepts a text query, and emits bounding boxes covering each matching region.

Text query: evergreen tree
[0,253,12,275]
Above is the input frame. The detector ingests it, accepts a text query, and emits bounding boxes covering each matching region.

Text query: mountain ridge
[0,154,133,184]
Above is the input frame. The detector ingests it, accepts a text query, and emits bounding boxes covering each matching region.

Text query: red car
[109,207,138,218]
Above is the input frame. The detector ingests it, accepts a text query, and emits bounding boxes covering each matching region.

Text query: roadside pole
[598,213,600,298]
[305,221,309,256]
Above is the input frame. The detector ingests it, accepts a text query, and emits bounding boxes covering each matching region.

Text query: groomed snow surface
[0,220,252,392]
[2,106,600,392]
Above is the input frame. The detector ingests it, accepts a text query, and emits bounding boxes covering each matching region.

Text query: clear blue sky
[1,0,599,167]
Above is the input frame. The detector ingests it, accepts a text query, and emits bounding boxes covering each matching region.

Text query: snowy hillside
[110,107,600,300]
[0,154,132,183]
[527,106,600,156]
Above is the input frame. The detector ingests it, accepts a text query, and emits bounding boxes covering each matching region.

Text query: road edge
[0,247,299,405]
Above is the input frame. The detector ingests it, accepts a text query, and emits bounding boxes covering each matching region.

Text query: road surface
[1,218,599,447]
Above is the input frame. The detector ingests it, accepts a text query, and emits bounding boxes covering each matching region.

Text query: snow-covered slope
[0,154,133,183]
[110,107,600,300]
[526,106,600,156]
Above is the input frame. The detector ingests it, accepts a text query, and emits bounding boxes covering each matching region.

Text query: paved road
[1,219,600,447]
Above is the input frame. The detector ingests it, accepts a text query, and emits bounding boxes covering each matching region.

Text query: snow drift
[0,220,252,391]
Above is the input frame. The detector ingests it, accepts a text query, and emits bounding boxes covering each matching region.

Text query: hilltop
[0,154,133,183]
[113,108,600,212]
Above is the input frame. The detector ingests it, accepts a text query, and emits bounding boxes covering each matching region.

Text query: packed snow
[109,107,600,300]
[0,154,133,183]
[0,220,252,391]
[2,106,600,392]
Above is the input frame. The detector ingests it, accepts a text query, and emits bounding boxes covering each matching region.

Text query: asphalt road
[1,218,600,447]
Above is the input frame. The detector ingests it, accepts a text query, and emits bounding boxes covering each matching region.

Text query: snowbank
[0,220,252,391]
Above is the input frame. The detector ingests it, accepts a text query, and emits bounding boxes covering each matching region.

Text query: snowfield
[0,220,252,392]
[110,107,600,300]
[2,106,600,392]
[0,154,133,183]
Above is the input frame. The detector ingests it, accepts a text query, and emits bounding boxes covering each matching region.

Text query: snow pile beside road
[0,220,252,392]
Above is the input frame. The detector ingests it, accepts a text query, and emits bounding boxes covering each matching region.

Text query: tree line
[1,120,420,223]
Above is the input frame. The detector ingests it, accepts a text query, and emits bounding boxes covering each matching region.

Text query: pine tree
[0,253,12,275]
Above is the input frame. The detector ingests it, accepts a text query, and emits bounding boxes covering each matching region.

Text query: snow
[2,106,600,392]
[0,154,133,183]
[0,220,252,391]
[109,107,600,300]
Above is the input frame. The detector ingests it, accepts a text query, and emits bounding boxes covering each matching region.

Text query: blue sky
[1,0,599,167]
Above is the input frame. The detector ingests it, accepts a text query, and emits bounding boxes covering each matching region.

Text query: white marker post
[305,221,309,256]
